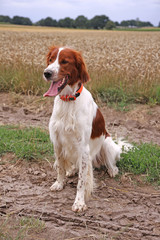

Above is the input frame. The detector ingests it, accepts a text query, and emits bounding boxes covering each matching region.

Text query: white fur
[117,138,133,153]
[49,84,122,212]
[44,48,64,75]
[46,47,126,212]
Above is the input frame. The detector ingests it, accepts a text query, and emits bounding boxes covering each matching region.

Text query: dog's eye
[61,60,68,64]
[49,58,52,63]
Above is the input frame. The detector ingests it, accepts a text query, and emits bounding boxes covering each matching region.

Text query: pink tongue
[43,81,60,97]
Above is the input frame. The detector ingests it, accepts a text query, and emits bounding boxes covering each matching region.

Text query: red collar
[60,84,83,102]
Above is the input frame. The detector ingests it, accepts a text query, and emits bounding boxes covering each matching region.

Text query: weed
[97,87,134,111]
[118,143,160,185]
[19,216,45,233]
[0,125,53,161]
[155,85,160,103]
[0,215,45,240]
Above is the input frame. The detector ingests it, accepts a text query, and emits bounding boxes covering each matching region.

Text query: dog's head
[43,46,90,97]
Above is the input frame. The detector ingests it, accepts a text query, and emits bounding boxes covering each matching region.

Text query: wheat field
[0,25,160,103]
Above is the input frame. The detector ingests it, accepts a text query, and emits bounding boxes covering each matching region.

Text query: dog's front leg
[72,148,89,212]
[50,157,65,191]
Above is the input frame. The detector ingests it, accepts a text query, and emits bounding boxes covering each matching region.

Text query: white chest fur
[49,88,95,165]
[49,87,101,171]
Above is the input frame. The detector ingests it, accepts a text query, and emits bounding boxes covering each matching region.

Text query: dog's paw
[50,181,63,191]
[72,201,87,212]
[108,166,119,178]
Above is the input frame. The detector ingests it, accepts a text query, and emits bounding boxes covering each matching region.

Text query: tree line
[0,14,153,29]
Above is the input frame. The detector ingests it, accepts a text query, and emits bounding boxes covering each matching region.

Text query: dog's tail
[116,138,133,154]
[93,136,133,177]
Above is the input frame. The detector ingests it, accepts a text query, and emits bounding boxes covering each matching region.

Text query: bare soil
[0,93,160,240]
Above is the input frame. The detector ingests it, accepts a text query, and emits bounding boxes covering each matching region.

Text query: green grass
[0,215,45,240]
[115,27,160,32]
[96,85,160,111]
[97,86,135,111]
[0,125,160,185]
[118,143,160,185]
[0,125,53,161]
[0,22,11,25]
[19,216,45,233]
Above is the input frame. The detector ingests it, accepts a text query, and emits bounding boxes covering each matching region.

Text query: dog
[43,46,122,212]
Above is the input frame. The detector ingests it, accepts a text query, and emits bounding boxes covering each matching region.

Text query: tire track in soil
[0,158,160,240]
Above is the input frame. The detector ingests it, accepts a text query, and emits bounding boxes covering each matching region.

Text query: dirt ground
[0,93,160,240]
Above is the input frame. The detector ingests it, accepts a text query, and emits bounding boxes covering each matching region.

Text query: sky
[0,0,160,26]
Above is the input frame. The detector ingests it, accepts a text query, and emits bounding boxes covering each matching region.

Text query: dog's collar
[60,83,83,102]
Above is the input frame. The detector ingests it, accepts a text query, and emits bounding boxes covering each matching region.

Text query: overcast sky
[0,0,160,26]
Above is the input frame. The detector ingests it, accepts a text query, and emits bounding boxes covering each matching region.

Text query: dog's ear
[46,46,58,65]
[75,51,90,83]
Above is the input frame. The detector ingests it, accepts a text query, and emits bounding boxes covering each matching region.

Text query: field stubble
[0,26,160,103]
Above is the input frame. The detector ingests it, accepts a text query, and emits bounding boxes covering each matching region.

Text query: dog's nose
[44,70,53,79]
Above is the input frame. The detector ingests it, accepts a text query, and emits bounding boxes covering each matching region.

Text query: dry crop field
[0,25,160,102]
[0,25,160,240]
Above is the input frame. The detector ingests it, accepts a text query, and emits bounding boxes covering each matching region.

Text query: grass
[0,125,53,161]
[89,72,160,110]
[115,27,160,32]
[0,61,48,95]
[19,216,45,233]
[96,86,132,111]
[0,125,160,185]
[96,85,135,111]
[118,143,160,185]
[0,215,45,240]
[0,61,159,108]
[96,86,160,111]
[89,67,160,102]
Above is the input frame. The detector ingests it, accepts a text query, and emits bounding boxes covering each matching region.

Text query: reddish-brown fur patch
[46,46,59,65]
[91,108,110,139]
[46,46,90,85]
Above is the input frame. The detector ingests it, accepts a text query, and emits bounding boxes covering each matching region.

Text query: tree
[74,15,88,29]
[36,17,57,27]
[120,20,129,27]
[144,21,153,27]
[12,16,32,25]
[129,20,137,27]
[58,17,74,28]
[115,21,120,27]
[0,15,11,23]
[105,21,116,30]
[44,17,57,27]
[0,14,154,29]
[158,22,160,28]
[119,19,153,28]
[35,18,45,26]
[136,17,140,27]
[90,15,109,29]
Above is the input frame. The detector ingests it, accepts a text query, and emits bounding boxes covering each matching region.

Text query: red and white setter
[43,46,122,212]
